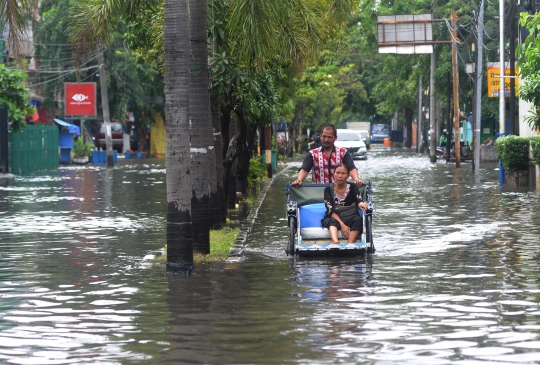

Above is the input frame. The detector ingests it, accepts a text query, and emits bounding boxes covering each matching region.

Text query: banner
[64,83,97,116]
[487,63,519,98]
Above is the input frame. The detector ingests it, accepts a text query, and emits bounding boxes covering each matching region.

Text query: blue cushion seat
[299,203,326,228]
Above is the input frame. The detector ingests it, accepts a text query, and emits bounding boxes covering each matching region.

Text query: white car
[335,129,368,160]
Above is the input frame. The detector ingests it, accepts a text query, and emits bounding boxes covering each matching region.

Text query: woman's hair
[335,164,349,173]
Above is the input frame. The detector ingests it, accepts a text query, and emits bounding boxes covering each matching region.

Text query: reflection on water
[0,153,539,364]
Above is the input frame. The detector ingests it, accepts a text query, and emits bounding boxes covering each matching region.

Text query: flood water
[1,151,540,364]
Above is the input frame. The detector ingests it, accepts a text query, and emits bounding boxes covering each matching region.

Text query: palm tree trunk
[189,0,213,254]
[164,0,193,273]
[211,99,227,227]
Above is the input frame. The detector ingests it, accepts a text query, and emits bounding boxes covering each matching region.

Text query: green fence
[9,124,59,174]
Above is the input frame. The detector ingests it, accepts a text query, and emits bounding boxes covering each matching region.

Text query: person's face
[334,166,349,184]
[320,128,336,148]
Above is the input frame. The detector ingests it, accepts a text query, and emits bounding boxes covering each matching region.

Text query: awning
[54,118,80,136]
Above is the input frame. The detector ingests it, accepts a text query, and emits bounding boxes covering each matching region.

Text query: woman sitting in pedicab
[322,164,368,244]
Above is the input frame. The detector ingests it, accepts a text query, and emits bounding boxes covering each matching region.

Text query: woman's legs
[329,226,340,243]
[322,218,341,243]
[345,215,363,243]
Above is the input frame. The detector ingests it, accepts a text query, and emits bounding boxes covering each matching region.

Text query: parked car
[356,130,371,148]
[94,122,124,151]
[335,129,368,160]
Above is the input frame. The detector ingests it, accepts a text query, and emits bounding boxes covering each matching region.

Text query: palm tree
[1,0,32,59]
[164,0,194,272]
[189,0,215,254]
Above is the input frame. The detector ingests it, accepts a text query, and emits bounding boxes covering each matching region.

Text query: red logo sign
[64,83,96,117]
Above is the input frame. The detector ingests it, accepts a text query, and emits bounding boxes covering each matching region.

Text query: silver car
[334,129,368,160]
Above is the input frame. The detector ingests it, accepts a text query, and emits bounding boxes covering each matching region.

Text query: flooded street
[1,152,540,364]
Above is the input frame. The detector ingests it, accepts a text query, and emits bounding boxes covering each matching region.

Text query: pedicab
[285,181,375,257]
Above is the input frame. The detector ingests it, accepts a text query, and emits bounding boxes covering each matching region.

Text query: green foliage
[530,136,540,167]
[73,137,94,158]
[35,0,164,129]
[517,12,540,115]
[248,156,267,186]
[494,135,530,172]
[0,65,33,132]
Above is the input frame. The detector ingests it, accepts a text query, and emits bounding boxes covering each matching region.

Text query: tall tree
[189,0,216,254]
[163,0,194,272]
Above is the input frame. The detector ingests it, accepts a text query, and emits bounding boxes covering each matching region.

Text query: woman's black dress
[321,183,363,233]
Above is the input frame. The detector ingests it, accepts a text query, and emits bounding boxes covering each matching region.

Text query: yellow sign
[487,63,519,98]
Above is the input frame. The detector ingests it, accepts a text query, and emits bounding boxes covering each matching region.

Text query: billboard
[486,63,519,98]
[64,83,97,117]
[377,14,434,54]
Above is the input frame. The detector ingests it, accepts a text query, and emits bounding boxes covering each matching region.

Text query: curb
[226,164,292,262]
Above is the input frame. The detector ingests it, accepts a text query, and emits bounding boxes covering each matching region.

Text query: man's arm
[292,169,309,187]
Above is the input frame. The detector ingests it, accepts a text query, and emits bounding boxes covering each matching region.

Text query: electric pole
[98,50,114,167]
[451,10,461,168]
[474,0,485,173]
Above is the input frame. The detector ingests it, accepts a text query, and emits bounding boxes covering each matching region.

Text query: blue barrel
[60,148,71,163]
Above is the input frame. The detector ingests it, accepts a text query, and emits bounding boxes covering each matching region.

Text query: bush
[530,136,540,167]
[73,137,94,158]
[494,135,529,171]
[248,156,267,186]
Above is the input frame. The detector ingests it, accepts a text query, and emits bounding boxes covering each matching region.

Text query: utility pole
[98,50,114,167]
[430,50,437,163]
[446,72,451,162]
[498,0,506,185]
[451,10,461,168]
[509,0,517,136]
[417,74,422,154]
[474,0,485,173]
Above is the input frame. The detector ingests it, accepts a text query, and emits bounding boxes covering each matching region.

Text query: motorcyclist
[439,129,447,149]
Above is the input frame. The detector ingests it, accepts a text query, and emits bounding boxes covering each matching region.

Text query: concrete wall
[519,98,538,137]
[480,145,498,162]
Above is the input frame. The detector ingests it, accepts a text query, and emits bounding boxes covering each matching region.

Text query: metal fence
[9,124,59,174]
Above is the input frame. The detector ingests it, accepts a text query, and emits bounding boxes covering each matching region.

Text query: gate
[9,124,59,174]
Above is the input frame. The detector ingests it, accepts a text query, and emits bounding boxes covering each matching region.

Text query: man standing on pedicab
[291,124,364,187]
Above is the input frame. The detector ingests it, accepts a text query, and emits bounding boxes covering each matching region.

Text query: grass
[195,227,240,263]
[156,226,240,264]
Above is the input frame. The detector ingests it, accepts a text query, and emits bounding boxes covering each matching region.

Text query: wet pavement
[0,151,539,364]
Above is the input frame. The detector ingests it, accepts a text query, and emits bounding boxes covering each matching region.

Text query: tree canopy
[0,65,34,132]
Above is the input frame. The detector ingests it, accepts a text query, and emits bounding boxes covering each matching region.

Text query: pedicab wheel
[286,218,296,256]
[365,215,375,254]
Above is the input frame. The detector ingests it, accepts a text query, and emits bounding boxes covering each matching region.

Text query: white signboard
[377,14,434,54]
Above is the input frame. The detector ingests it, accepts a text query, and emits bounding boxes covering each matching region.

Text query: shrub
[248,156,266,186]
[530,136,540,167]
[73,137,94,158]
[494,135,529,171]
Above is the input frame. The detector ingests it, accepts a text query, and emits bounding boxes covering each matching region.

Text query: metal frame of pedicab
[285,182,375,257]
